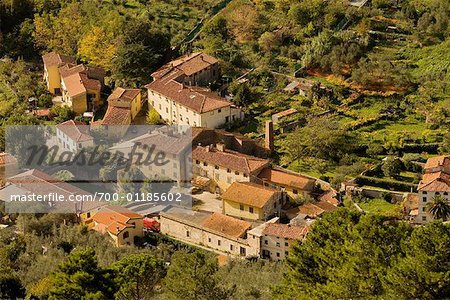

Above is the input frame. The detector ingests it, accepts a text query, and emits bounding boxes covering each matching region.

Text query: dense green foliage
[275,209,450,299]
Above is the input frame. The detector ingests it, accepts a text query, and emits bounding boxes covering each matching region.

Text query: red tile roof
[318,190,340,206]
[262,223,309,240]
[258,168,315,191]
[0,153,17,166]
[101,106,131,126]
[424,155,450,170]
[272,108,298,119]
[193,146,269,174]
[93,206,142,235]
[201,212,251,238]
[42,52,76,67]
[418,171,450,192]
[62,71,101,97]
[107,87,140,103]
[146,52,231,114]
[222,182,278,208]
[56,120,93,142]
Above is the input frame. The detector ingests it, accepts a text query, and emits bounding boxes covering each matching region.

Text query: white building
[416,155,450,224]
[145,52,243,128]
[56,120,93,153]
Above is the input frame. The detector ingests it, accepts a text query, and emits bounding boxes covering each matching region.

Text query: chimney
[216,142,226,152]
[265,120,274,152]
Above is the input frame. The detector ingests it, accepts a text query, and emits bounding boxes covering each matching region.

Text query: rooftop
[101,106,131,126]
[193,145,269,174]
[418,171,450,192]
[0,153,17,166]
[42,51,76,67]
[424,155,450,171]
[262,223,309,240]
[62,71,101,97]
[222,182,278,208]
[201,212,252,238]
[56,120,93,142]
[93,205,143,235]
[107,87,140,103]
[258,168,316,191]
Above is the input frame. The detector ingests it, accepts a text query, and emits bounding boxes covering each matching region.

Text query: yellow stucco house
[42,52,105,114]
[107,87,142,120]
[222,182,283,221]
[91,205,144,246]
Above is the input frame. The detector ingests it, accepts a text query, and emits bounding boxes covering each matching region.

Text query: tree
[381,157,403,178]
[426,195,450,221]
[112,253,167,300]
[49,248,117,300]
[163,251,235,300]
[0,272,26,300]
[146,107,162,125]
[274,209,412,299]
[283,116,356,162]
[112,17,171,86]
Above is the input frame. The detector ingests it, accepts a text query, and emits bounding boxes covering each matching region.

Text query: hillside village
[0,0,450,299]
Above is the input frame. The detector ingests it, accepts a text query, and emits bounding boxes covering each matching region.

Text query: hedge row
[355,175,418,192]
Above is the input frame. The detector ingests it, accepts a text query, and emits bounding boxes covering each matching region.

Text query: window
[227,169,231,173]
[444,192,448,196]
[159,104,162,110]
[218,240,221,246]
[422,207,426,212]
[123,231,129,239]
[293,189,298,194]
[276,242,280,247]
[423,191,427,194]
[208,237,211,243]
[436,192,440,195]
[235,171,239,175]
[249,207,254,213]
[423,197,427,202]
[264,240,268,245]
[230,244,234,251]
[186,231,190,237]
[285,242,289,247]
[215,165,219,170]
[203,162,208,166]
[86,212,91,218]
[285,251,289,256]
[196,160,200,164]
[152,101,155,106]
[218,109,222,113]
[180,115,183,121]
[422,216,427,221]
[243,173,248,178]
[276,252,280,257]
[165,107,168,113]
[240,204,244,211]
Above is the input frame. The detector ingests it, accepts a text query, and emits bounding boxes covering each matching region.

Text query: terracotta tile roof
[107,87,140,103]
[59,64,86,78]
[314,200,338,212]
[146,52,230,114]
[298,203,325,217]
[222,182,278,208]
[152,52,218,78]
[318,190,340,206]
[7,169,89,197]
[262,223,309,240]
[193,146,269,174]
[42,52,76,67]
[56,120,93,142]
[272,108,298,119]
[201,212,251,238]
[146,75,231,113]
[93,206,142,235]
[0,153,17,166]
[424,155,450,170]
[101,106,131,126]
[418,171,450,192]
[258,168,315,191]
[62,71,101,97]
[131,131,191,155]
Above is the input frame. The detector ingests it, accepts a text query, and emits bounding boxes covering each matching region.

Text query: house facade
[221,182,283,221]
[257,167,316,198]
[91,206,144,247]
[192,144,269,193]
[56,120,94,153]
[42,52,105,114]
[416,155,450,224]
[107,87,142,120]
[160,207,260,257]
[260,223,309,261]
[145,52,243,128]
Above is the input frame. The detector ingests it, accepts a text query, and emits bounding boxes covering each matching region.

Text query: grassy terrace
[359,198,401,217]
